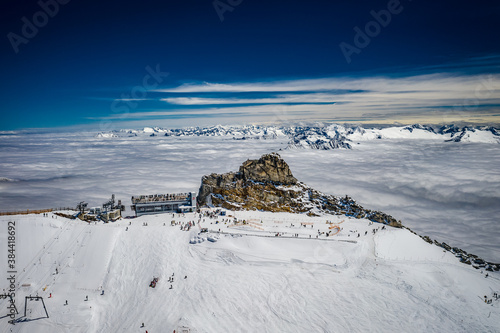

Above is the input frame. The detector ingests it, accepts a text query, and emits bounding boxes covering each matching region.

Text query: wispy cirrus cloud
[160,93,339,105]
[156,73,500,96]
[95,71,500,126]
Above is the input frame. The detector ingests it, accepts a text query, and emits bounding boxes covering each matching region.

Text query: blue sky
[1,0,499,130]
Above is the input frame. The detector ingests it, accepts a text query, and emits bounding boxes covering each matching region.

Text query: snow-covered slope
[287,131,352,150]
[95,132,118,138]
[1,211,499,332]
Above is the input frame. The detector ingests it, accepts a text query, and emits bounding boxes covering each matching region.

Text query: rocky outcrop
[197,153,299,213]
[197,152,500,269]
[197,152,401,227]
[239,152,297,185]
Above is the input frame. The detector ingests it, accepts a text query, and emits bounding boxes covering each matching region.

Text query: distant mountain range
[95,124,500,149]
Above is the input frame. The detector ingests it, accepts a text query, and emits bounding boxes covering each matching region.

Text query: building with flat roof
[131,192,197,217]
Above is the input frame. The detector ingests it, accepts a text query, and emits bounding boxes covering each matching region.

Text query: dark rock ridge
[404,227,500,272]
[197,152,401,227]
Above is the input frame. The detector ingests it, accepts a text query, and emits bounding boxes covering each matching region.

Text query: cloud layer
[1,132,499,262]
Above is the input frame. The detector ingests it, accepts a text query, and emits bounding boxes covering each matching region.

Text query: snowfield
[1,211,499,332]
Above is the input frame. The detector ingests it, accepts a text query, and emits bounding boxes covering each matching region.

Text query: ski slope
[1,211,499,332]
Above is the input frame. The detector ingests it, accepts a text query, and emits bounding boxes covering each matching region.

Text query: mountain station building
[131,192,197,217]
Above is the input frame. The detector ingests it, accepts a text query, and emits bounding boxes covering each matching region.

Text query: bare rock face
[197,152,401,227]
[239,152,297,185]
[198,153,297,211]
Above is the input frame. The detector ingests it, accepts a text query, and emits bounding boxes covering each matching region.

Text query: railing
[0,207,76,216]
[131,193,190,204]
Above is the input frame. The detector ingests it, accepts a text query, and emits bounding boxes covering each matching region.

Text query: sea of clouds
[0,131,499,262]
